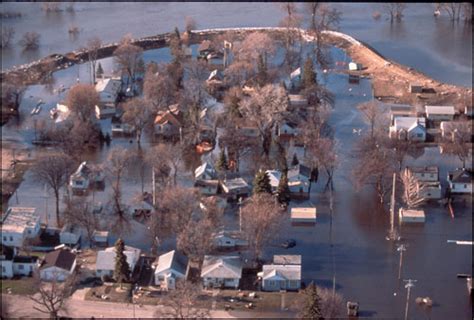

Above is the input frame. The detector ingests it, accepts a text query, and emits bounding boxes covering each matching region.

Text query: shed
[425,105,456,121]
[348,62,362,71]
[399,208,425,224]
[291,207,317,224]
[92,230,109,247]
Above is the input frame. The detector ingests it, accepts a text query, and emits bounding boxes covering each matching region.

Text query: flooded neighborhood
[1,2,472,319]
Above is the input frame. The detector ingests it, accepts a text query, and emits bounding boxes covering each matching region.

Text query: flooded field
[1,2,472,86]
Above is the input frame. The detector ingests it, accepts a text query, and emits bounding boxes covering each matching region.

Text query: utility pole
[44,184,49,226]
[238,197,243,233]
[387,172,399,241]
[152,166,156,207]
[403,279,417,320]
[397,244,407,280]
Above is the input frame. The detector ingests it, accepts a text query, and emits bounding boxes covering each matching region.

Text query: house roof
[393,117,426,131]
[201,255,242,279]
[96,245,141,271]
[71,161,91,180]
[288,164,311,180]
[199,40,212,52]
[41,249,76,271]
[425,105,456,115]
[448,168,473,183]
[273,255,302,265]
[195,162,217,180]
[291,207,317,221]
[207,69,224,82]
[262,264,301,281]
[407,166,438,175]
[154,105,183,127]
[221,178,249,192]
[266,170,282,188]
[154,250,188,276]
[2,207,39,234]
[95,78,121,95]
[399,208,425,218]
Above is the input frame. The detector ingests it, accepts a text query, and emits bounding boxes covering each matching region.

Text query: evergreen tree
[277,172,291,205]
[96,62,104,79]
[302,56,317,89]
[291,153,299,166]
[174,26,181,40]
[113,238,130,289]
[216,149,228,172]
[299,282,324,319]
[256,53,268,87]
[253,170,272,194]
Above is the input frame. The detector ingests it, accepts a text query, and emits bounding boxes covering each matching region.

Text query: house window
[2,236,6,241]
[9,236,13,241]
[268,280,276,287]
[76,181,83,186]
[464,184,467,188]
[452,185,455,189]
[28,230,31,234]
[18,264,24,270]
[2,266,5,273]
[421,173,425,177]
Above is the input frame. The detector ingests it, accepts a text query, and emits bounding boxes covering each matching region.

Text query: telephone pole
[387,172,400,241]
[397,244,407,280]
[403,279,417,320]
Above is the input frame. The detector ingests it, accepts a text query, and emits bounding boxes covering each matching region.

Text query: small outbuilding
[291,207,317,224]
[399,208,425,224]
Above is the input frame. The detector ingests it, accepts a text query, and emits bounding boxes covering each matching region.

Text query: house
[92,230,109,247]
[95,77,121,106]
[425,105,456,121]
[409,83,423,94]
[213,230,249,249]
[111,114,135,135]
[52,103,71,123]
[285,67,301,89]
[207,69,224,83]
[447,168,473,194]
[389,117,426,141]
[291,207,317,224]
[95,104,116,119]
[288,164,312,198]
[387,104,416,123]
[154,250,188,290]
[220,178,250,201]
[40,249,77,281]
[1,245,39,279]
[195,162,217,181]
[266,170,282,193]
[131,192,154,219]
[405,166,439,182]
[259,255,302,292]
[416,181,442,199]
[154,105,184,139]
[198,40,214,58]
[69,161,105,193]
[201,255,242,289]
[399,208,425,224]
[195,180,219,196]
[1,207,41,248]
[59,224,81,246]
[288,94,308,109]
[440,121,472,142]
[96,245,141,278]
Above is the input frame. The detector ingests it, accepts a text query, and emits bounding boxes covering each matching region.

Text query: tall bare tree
[241,193,285,263]
[107,146,132,222]
[357,100,387,139]
[19,31,40,50]
[1,77,26,115]
[157,186,199,234]
[86,37,102,84]
[440,120,472,168]
[122,97,150,145]
[382,3,407,22]
[143,62,176,112]
[31,153,74,227]
[113,35,143,88]
[66,83,100,123]
[147,143,182,186]
[1,26,15,48]
[63,199,98,246]
[177,218,214,264]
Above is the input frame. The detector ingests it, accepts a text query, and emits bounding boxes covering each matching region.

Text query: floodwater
[1,2,472,86]
[1,3,472,319]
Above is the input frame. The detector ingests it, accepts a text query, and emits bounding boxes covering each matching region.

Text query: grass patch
[85,283,132,303]
[214,290,302,312]
[1,277,39,295]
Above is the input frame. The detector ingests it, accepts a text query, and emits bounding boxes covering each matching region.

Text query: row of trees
[378,3,472,22]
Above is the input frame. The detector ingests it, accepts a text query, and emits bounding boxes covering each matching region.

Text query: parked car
[281,239,296,248]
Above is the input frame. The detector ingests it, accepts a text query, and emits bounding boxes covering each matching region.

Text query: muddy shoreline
[1,27,471,124]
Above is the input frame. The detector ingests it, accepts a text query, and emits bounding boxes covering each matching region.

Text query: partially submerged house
[288,164,312,199]
[69,161,105,194]
[92,230,109,247]
[447,168,473,194]
[1,245,39,279]
[154,105,184,140]
[59,224,81,246]
[201,255,243,289]
[389,117,426,142]
[259,255,302,292]
[40,249,77,281]
[95,77,121,116]
[1,207,41,248]
[425,105,456,122]
[154,250,188,290]
[220,178,250,201]
[96,245,141,278]
[399,208,425,224]
[111,113,135,136]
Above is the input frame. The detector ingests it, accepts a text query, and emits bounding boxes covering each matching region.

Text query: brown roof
[198,40,212,52]
[154,106,183,127]
[42,249,76,271]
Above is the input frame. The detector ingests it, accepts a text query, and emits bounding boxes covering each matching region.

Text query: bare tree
[113,35,143,88]
[66,83,100,123]
[30,273,76,319]
[86,37,102,84]
[318,287,346,319]
[64,199,98,246]
[1,77,26,115]
[439,3,463,21]
[150,143,182,185]
[357,100,387,139]
[41,2,62,13]
[306,137,338,190]
[143,62,176,112]
[157,186,199,234]
[155,280,209,319]
[440,121,472,168]
[241,193,285,263]
[382,3,407,22]
[122,98,150,145]
[240,84,289,156]
[19,31,40,50]
[107,147,132,222]
[461,3,472,22]
[31,153,74,227]
[177,218,214,263]
[1,27,15,48]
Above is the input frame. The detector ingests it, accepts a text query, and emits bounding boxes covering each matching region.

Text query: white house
[40,249,77,282]
[405,166,439,182]
[95,77,121,105]
[1,207,41,248]
[288,164,312,199]
[348,62,362,71]
[266,170,282,193]
[447,168,473,194]
[389,117,426,141]
[416,181,442,200]
[154,105,184,139]
[96,245,141,278]
[201,255,242,289]
[0,245,15,278]
[220,178,250,201]
[195,162,217,181]
[425,105,456,121]
[259,255,302,292]
[59,224,82,246]
[291,207,317,224]
[13,256,39,277]
[213,230,249,249]
[69,161,91,192]
[399,208,425,224]
[154,250,188,290]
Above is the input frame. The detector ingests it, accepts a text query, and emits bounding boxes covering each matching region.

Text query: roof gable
[42,250,76,271]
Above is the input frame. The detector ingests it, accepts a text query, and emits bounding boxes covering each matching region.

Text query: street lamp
[403,279,417,320]
[397,244,407,280]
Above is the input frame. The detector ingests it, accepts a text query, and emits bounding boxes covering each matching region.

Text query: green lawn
[1,277,39,295]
